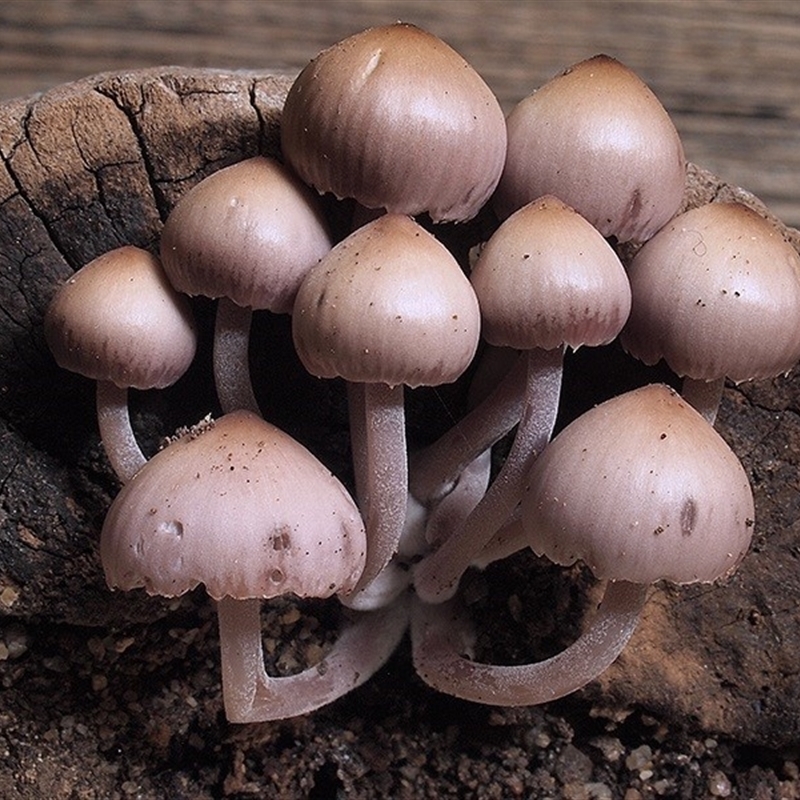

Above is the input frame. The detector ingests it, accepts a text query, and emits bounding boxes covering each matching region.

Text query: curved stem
[411,580,647,705]
[340,560,413,611]
[347,381,370,510]
[424,449,491,549]
[96,380,146,483]
[350,382,408,594]
[217,594,409,723]
[414,347,563,603]
[214,297,260,415]
[470,507,526,570]
[681,376,724,426]
[409,352,527,504]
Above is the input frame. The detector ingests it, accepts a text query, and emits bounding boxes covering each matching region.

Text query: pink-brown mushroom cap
[159,156,332,313]
[522,384,754,585]
[280,22,507,223]
[44,245,196,389]
[101,410,366,601]
[470,195,631,350]
[621,202,800,382]
[292,214,481,388]
[494,55,685,243]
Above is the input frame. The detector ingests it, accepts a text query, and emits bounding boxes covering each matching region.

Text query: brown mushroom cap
[280,22,507,223]
[494,54,685,243]
[44,245,196,389]
[621,202,800,383]
[522,384,754,585]
[101,410,366,601]
[292,214,481,388]
[159,156,332,313]
[470,195,631,350]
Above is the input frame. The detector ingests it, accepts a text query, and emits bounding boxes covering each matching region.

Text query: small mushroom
[44,245,197,482]
[101,410,407,722]
[280,22,507,223]
[413,196,631,602]
[494,55,685,243]
[292,214,481,599]
[621,201,800,422]
[412,384,754,705]
[160,156,332,414]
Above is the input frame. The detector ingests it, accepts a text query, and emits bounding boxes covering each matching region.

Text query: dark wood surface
[1,0,799,225]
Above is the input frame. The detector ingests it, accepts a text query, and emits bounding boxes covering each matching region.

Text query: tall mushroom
[413,196,631,602]
[494,54,685,243]
[280,22,507,223]
[101,409,407,722]
[160,156,332,414]
[292,214,481,600]
[412,384,754,705]
[44,245,197,483]
[621,201,800,422]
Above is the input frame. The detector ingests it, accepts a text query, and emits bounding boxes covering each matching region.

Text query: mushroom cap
[159,156,332,313]
[101,410,366,601]
[292,214,481,388]
[469,195,632,350]
[494,54,685,243]
[44,245,197,389]
[621,202,800,383]
[521,384,754,585]
[280,22,507,223]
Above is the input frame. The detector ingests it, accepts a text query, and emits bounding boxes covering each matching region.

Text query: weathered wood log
[1,67,799,748]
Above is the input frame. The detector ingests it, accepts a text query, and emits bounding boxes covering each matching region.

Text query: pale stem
[424,449,491,549]
[347,381,370,510]
[96,380,147,483]
[214,296,260,415]
[470,507,526,570]
[681,376,724,425]
[413,347,563,603]
[409,353,527,504]
[217,595,409,723]
[411,580,647,705]
[341,493,425,612]
[350,382,408,594]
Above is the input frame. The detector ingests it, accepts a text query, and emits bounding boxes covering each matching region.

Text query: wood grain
[1,0,799,224]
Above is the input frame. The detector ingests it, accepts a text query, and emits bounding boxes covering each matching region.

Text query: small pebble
[707,770,732,797]
[625,744,653,772]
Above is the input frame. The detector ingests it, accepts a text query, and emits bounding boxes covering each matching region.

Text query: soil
[1,560,799,799]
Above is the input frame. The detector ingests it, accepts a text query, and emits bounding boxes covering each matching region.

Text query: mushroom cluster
[44,22,796,723]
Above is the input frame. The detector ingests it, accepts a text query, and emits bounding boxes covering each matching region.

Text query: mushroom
[44,245,197,483]
[292,214,481,599]
[413,196,631,602]
[280,22,507,223]
[621,201,800,422]
[412,384,754,705]
[493,54,685,243]
[160,156,332,414]
[101,409,408,722]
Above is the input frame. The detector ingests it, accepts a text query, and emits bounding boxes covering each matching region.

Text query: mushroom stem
[347,381,370,510]
[409,352,527,504]
[470,507,526,570]
[350,381,409,594]
[217,594,409,723]
[414,346,563,602]
[96,380,147,483]
[681,376,724,425]
[214,297,260,415]
[424,449,491,549]
[411,580,647,705]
